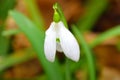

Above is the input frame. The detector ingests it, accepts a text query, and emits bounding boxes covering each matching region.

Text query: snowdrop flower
[44,21,80,62]
[44,7,80,62]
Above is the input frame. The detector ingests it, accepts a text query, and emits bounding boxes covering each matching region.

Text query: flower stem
[65,58,71,80]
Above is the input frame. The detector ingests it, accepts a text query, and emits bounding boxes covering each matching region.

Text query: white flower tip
[44,43,56,62]
[46,56,55,62]
[70,51,80,62]
[72,56,80,62]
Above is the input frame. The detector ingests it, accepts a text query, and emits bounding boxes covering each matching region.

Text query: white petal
[58,22,80,62]
[44,22,56,62]
[56,42,63,52]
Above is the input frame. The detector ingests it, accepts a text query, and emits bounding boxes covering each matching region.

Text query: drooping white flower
[44,21,80,62]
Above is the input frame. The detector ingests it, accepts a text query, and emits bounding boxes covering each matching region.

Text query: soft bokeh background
[0,0,120,80]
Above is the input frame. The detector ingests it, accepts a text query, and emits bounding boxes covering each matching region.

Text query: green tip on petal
[56,38,60,42]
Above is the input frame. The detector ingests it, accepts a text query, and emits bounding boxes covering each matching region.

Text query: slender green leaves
[0,25,10,56]
[90,26,120,48]
[77,0,108,32]
[0,0,16,56]
[2,29,21,36]
[72,26,96,80]
[25,0,45,30]
[0,0,16,20]
[10,10,63,80]
[0,49,35,71]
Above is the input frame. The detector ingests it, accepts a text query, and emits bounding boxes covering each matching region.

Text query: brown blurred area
[36,0,83,28]
[3,0,120,80]
[94,0,120,32]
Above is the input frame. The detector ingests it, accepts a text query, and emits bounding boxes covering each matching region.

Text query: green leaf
[10,10,63,80]
[25,0,45,30]
[0,25,10,56]
[0,0,16,56]
[90,25,120,48]
[0,0,16,20]
[76,0,108,32]
[72,25,96,80]
[2,29,21,36]
[0,49,35,71]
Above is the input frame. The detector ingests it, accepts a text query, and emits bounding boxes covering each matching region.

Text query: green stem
[65,58,71,80]
[72,25,96,80]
